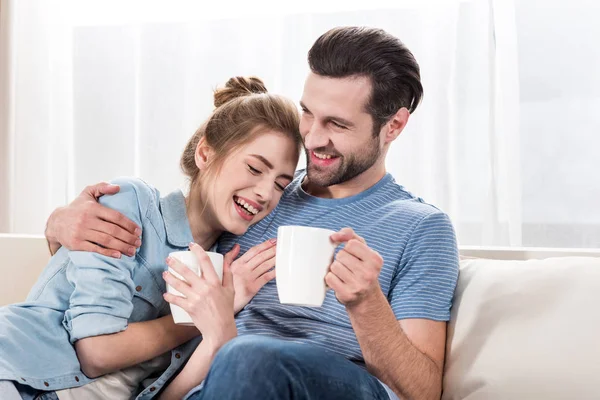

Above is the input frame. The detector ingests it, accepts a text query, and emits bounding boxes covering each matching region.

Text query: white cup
[166,250,224,325]
[276,226,337,307]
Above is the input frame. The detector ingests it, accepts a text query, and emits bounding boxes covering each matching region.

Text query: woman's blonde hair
[181,76,302,184]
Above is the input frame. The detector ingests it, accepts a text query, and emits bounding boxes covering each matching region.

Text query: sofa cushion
[443,256,600,399]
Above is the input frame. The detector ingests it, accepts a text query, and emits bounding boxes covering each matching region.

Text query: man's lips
[310,150,339,167]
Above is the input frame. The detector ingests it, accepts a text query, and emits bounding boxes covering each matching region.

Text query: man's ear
[195,137,215,171]
[382,107,410,144]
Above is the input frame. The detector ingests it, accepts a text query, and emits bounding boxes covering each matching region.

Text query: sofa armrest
[0,234,50,306]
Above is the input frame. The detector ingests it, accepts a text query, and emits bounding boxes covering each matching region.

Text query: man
[45,27,459,399]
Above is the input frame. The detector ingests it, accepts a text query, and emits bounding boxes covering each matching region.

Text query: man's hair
[308,26,423,136]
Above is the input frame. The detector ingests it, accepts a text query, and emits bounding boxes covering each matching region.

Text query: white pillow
[443,257,600,399]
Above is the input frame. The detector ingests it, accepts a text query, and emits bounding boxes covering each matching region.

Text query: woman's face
[202,131,298,235]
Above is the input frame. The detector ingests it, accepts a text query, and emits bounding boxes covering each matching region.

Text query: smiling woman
[0,76,303,399]
[180,77,302,238]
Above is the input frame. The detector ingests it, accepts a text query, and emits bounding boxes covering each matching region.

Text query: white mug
[166,250,224,325]
[276,226,337,307]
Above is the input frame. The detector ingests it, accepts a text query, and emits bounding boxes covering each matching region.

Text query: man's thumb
[88,182,120,199]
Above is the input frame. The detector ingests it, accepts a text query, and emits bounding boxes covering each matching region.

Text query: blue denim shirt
[0,177,200,399]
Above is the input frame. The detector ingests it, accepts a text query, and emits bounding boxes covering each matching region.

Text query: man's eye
[331,121,347,130]
[248,165,261,174]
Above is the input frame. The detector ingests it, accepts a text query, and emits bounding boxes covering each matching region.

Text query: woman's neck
[185,188,222,251]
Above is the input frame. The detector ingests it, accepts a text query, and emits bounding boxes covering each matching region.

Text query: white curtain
[1,0,598,248]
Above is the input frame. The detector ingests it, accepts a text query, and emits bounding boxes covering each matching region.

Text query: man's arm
[347,292,445,400]
[328,214,458,400]
[76,315,198,378]
[45,182,141,257]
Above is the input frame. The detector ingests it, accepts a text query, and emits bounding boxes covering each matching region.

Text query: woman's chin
[224,221,250,236]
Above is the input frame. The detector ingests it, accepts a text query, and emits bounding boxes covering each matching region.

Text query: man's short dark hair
[308,26,423,136]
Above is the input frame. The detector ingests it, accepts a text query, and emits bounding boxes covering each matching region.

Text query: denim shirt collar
[160,189,194,247]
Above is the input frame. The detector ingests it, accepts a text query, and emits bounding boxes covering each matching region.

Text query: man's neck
[303,164,387,199]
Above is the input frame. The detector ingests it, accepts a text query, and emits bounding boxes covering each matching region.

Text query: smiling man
[44,27,459,400]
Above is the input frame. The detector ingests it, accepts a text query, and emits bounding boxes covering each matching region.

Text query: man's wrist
[345,288,388,316]
[45,208,62,255]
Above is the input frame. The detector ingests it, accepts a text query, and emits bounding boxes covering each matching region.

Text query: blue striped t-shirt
[217,170,459,397]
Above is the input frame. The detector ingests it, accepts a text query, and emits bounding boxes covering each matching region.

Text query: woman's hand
[163,242,239,350]
[230,239,277,314]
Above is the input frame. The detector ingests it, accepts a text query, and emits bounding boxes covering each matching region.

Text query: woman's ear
[195,137,215,171]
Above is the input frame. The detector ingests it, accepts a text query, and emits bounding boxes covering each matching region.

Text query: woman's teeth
[235,197,258,215]
[314,152,333,160]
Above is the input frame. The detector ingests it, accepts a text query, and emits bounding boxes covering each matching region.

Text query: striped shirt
[217,170,459,398]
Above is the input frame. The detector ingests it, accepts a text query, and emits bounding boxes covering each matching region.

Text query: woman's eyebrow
[250,154,293,180]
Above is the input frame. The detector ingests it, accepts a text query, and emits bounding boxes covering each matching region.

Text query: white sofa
[1,235,599,399]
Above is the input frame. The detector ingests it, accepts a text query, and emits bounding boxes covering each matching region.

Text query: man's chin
[306,167,338,188]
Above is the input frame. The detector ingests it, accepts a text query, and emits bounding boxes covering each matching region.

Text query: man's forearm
[45,208,62,255]
[76,315,198,377]
[347,292,442,400]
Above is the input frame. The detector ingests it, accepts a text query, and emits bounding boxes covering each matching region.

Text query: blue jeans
[190,335,390,400]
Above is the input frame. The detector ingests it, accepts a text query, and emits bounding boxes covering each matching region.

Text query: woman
[0,76,302,399]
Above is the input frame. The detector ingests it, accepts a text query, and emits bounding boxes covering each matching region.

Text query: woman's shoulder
[98,177,161,222]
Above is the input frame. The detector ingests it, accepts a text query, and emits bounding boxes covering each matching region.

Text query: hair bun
[213,76,268,108]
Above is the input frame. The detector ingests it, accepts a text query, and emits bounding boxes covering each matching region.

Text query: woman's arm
[158,326,237,400]
[75,315,198,378]
[158,243,239,399]
[61,178,160,377]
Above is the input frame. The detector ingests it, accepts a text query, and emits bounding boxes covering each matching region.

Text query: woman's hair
[181,76,302,184]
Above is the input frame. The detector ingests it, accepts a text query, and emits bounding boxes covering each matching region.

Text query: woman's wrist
[203,322,238,352]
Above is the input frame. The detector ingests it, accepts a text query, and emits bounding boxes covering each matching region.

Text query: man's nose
[303,123,330,150]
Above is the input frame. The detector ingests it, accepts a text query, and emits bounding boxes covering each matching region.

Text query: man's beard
[306,136,381,187]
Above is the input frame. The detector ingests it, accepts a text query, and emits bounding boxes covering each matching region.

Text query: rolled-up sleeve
[62,178,149,343]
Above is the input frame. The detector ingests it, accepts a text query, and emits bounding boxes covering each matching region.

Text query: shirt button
[44,382,49,387]
[149,387,156,392]
[75,376,80,382]
[175,353,181,359]
[136,285,142,292]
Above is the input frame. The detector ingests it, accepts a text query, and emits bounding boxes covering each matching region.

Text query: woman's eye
[275,182,285,191]
[248,165,261,175]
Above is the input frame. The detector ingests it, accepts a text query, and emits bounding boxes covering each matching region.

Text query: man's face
[299,73,382,187]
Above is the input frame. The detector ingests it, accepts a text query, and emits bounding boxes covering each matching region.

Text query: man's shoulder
[371,180,447,221]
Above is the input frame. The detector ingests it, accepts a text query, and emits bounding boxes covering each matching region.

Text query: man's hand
[326,228,384,307]
[45,182,141,258]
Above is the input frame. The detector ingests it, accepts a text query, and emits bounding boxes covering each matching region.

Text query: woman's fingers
[163,270,193,298]
[258,269,276,287]
[189,242,219,283]
[166,256,203,288]
[163,292,190,309]
[251,257,276,281]
[222,256,234,289]
[247,246,276,270]
[236,239,276,264]
[224,244,240,269]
